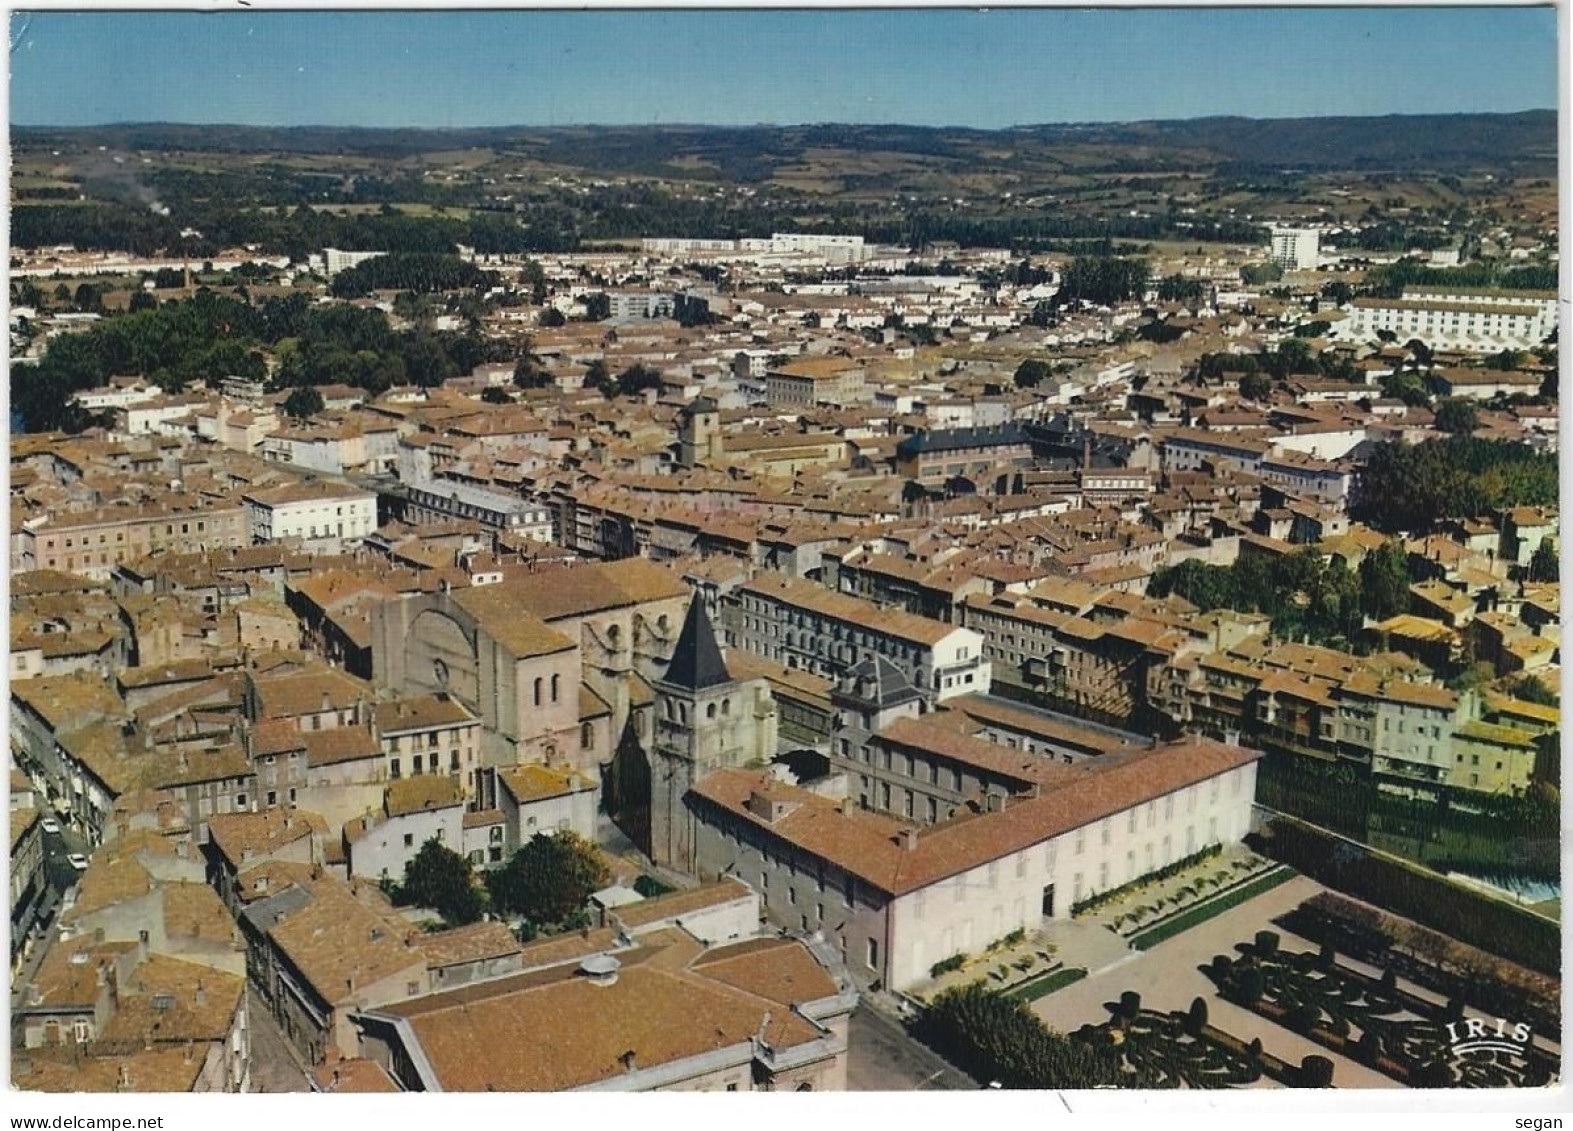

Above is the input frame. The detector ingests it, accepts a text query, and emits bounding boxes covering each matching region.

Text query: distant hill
[12,111,1556,177]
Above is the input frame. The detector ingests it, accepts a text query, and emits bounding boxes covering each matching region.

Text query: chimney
[194,980,206,1008]
[897,828,919,852]
[619,1049,637,1073]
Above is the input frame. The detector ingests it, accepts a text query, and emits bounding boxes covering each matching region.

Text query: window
[551,674,560,702]
[581,722,594,750]
[390,758,401,779]
[403,833,415,847]
[866,937,879,970]
[533,678,542,707]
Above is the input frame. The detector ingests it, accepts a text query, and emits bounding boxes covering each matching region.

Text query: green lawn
[1005,965,1088,1003]
[1128,867,1296,952]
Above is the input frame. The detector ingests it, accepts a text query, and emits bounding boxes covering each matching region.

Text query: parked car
[66,853,90,871]
[40,817,60,835]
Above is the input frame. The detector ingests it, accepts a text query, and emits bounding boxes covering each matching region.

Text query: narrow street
[244,986,313,1093]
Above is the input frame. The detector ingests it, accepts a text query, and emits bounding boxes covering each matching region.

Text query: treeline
[329,253,500,297]
[1352,436,1559,533]
[11,204,186,257]
[1148,542,1412,647]
[1364,260,1557,298]
[12,289,512,433]
[1056,256,1150,306]
[10,200,580,259]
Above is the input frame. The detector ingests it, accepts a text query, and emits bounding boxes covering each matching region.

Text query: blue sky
[8,7,1560,129]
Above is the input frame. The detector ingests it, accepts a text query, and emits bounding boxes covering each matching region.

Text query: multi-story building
[1345,288,1557,353]
[726,573,992,703]
[401,477,553,541]
[351,914,855,1091]
[689,731,1258,992]
[1267,227,1320,271]
[894,424,1035,486]
[14,499,247,580]
[764,357,867,408]
[242,482,378,554]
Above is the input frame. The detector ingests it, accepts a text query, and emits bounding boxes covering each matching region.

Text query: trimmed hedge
[1006,965,1088,1003]
[1129,867,1295,951]
[1249,816,1559,975]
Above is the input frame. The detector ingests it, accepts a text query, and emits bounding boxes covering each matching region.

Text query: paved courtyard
[1029,874,1401,1089]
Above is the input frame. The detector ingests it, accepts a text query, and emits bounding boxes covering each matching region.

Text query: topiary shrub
[930,952,968,979]
[1317,942,1336,971]
[1356,1030,1380,1064]
[1236,967,1266,1005]
[1299,1054,1335,1088]
[1288,1002,1320,1034]
[1254,930,1280,955]
[1184,997,1208,1036]
[1119,990,1142,1018]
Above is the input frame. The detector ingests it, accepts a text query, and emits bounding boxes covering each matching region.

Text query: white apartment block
[607,291,675,320]
[769,233,868,264]
[1345,287,1557,353]
[242,481,378,554]
[322,247,386,275]
[726,574,991,702]
[1268,227,1321,271]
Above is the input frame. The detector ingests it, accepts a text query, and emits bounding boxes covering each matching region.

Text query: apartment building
[242,482,378,554]
[402,477,553,541]
[14,499,247,580]
[764,357,867,408]
[894,424,1035,485]
[1268,227,1320,271]
[1345,289,1557,353]
[726,573,992,702]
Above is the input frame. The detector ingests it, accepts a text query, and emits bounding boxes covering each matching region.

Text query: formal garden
[1072,844,1294,950]
[1275,891,1561,1039]
[1071,991,1335,1088]
[1204,929,1559,1088]
[911,980,1339,1090]
[913,927,1080,1003]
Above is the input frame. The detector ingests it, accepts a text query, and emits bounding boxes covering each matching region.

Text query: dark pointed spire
[661,595,730,691]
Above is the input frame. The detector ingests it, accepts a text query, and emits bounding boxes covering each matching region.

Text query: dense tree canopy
[1357,540,1414,622]
[1057,256,1150,307]
[329,253,499,298]
[1433,398,1480,435]
[484,831,609,926]
[1149,550,1368,646]
[13,289,513,432]
[396,840,485,926]
[1352,437,1558,532]
[912,982,1125,1089]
